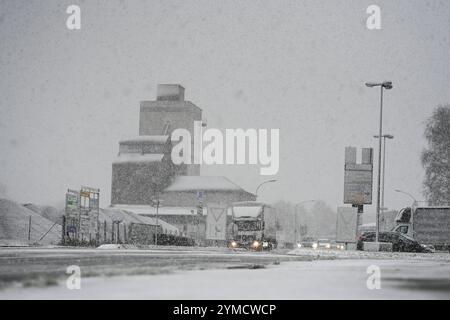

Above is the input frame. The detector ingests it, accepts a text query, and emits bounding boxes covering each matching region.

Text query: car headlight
[253,241,260,248]
[325,243,331,249]
[231,241,237,247]
[297,243,302,248]
[262,241,269,247]
[312,242,318,249]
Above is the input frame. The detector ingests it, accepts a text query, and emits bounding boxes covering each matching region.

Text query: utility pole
[294,200,315,244]
[28,216,31,242]
[116,222,120,244]
[155,198,159,246]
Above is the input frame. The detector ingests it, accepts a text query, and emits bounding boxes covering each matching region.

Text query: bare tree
[421,104,450,205]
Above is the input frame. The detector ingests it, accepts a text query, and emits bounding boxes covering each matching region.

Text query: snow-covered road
[1,257,449,299]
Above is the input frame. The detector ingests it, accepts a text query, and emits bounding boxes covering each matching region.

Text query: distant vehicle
[316,239,331,249]
[297,237,316,248]
[392,206,450,251]
[330,240,345,250]
[357,231,432,253]
[229,201,277,251]
[302,238,344,250]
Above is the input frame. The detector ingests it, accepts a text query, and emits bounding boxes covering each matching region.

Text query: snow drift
[0,198,61,246]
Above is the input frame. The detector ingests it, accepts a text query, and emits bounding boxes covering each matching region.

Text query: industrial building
[110,84,256,244]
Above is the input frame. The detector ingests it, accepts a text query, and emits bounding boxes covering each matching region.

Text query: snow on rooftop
[165,176,250,192]
[113,153,164,164]
[119,135,169,144]
[112,204,208,216]
[103,207,179,233]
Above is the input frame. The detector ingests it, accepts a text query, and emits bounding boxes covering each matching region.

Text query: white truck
[392,206,450,251]
[228,201,277,251]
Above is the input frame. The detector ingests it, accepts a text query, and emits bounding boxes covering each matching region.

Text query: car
[357,231,432,253]
[317,239,331,249]
[330,240,345,250]
[297,237,316,248]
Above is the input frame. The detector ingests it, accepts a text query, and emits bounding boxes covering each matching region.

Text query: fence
[62,218,193,247]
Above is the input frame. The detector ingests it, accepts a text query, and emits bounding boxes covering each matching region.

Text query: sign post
[151,196,163,245]
[343,147,374,235]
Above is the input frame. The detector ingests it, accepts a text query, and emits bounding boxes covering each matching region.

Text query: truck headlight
[325,243,331,249]
[297,243,302,248]
[312,242,318,249]
[253,241,260,248]
[230,241,237,247]
[262,241,269,247]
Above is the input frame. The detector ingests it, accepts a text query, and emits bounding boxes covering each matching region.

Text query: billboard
[343,147,373,205]
[336,206,358,243]
[205,203,227,240]
[65,189,80,237]
[64,186,100,242]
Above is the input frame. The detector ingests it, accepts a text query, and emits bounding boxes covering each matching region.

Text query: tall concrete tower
[139,84,203,175]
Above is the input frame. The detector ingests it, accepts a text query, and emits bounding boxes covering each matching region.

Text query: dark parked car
[357,231,431,253]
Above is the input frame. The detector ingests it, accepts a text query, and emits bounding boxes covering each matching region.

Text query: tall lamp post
[255,179,277,198]
[365,81,393,243]
[394,189,418,208]
[294,200,315,243]
[373,134,394,213]
[254,179,277,245]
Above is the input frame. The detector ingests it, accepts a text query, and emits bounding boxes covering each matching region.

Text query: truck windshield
[395,208,411,223]
[233,206,262,218]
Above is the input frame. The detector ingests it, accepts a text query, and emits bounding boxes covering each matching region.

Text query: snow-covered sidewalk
[287,248,450,262]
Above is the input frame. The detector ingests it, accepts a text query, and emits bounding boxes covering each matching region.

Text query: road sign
[151,198,163,207]
[336,207,358,243]
[80,190,91,198]
[344,147,373,205]
[205,203,227,240]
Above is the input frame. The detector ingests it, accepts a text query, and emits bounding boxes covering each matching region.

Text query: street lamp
[394,189,418,208]
[255,179,277,198]
[373,134,394,213]
[365,81,393,243]
[294,200,315,243]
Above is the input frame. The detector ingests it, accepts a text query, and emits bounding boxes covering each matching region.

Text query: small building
[112,175,256,244]
[162,175,256,207]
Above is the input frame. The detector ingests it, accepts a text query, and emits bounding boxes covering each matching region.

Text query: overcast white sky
[1,0,449,214]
